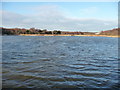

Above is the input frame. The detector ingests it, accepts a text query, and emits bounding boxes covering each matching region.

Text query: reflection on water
[2,36,119,88]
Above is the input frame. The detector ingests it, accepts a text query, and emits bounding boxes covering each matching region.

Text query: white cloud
[80,7,98,15]
[1,5,117,32]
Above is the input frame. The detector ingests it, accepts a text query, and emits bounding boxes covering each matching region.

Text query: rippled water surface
[2,36,119,88]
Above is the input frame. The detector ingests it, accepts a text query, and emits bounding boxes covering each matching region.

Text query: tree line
[1,27,119,36]
[1,27,61,35]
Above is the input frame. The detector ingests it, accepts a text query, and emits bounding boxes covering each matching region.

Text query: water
[2,36,119,88]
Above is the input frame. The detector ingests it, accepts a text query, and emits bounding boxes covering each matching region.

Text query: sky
[1,2,118,32]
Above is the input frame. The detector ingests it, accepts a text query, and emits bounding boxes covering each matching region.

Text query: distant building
[95,32,101,35]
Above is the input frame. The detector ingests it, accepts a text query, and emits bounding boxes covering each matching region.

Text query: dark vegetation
[1,27,61,35]
[1,27,119,36]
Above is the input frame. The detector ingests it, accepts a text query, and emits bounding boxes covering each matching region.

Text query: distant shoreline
[19,34,120,38]
[2,27,119,37]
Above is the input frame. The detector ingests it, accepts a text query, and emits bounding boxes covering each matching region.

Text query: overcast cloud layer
[1,5,117,32]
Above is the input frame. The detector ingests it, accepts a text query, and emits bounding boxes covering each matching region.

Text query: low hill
[99,28,120,36]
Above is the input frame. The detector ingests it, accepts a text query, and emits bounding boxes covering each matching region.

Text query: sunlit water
[2,36,119,88]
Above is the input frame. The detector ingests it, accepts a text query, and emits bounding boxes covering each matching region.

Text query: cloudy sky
[1,2,118,32]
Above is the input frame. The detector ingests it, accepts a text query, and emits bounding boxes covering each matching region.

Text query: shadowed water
[2,36,119,88]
